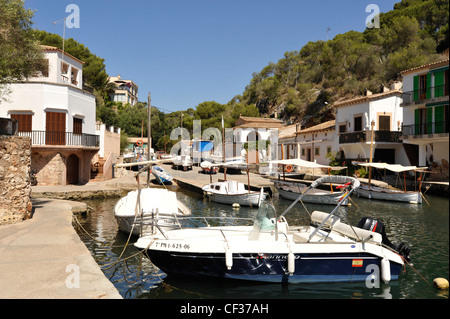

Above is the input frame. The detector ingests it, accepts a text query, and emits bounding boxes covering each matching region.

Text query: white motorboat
[202,180,267,207]
[355,163,427,204]
[114,188,191,236]
[274,180,349,205]
[135,175,410,284]
[151,165,173,184]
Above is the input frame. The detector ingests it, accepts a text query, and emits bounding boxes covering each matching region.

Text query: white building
[108,75,139,106]
[0,45,99,185]
[400,58,449,172]
[334,87,410,166]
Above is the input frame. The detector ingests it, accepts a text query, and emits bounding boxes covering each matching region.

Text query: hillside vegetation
[232,0,449,127]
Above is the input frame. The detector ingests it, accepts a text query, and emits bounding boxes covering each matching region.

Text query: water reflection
[76,188,449,299]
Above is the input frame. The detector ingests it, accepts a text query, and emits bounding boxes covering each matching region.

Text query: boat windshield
[252,201,276,232]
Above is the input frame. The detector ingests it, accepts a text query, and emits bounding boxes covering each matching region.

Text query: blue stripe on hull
[146,250,403,284]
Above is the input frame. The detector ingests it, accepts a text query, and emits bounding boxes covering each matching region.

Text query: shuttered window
[46,112,66,145]
[10,114,32,132]
[434,71,444,98]
[435,105,445,133]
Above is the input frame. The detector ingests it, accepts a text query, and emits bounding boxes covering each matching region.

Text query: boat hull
[276,186,348,206]
[206,192,267,207]
[354,186,422,204]
[143,250,402,284]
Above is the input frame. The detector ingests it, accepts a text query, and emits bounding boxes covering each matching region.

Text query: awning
[269,158,346,170]
[358,162,427,172]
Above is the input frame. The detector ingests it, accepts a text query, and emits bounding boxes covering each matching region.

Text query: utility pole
[148,92,152,154]
[368,120,375,187]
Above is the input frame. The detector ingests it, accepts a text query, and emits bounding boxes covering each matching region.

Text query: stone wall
[0,136,32,225]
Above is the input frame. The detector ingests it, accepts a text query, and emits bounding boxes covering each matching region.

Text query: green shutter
[426,108,433,133]
[435,105,444,133]
[413,76,419,101]
[426,73,432,99]
[414,109,420,135]
[434,71,444,98]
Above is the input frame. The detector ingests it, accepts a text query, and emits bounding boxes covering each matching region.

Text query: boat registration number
[154,241,190,250]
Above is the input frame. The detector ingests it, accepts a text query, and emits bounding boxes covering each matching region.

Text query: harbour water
[75,184,449,299]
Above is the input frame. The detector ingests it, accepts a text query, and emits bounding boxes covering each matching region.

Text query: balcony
[401,84,449,106]
[339,130,402,144]
[402,121,449,137]
[17,131,99,148]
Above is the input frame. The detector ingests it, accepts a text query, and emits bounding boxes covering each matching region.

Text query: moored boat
[135,175,410,284]
[114,188,191,236]
[274,180,349,205]
[151,165,173,184]
[355,163,427,204]
[202,180,267,207]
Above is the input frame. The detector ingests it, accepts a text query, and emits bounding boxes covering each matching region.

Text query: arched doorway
[66,154,79,185]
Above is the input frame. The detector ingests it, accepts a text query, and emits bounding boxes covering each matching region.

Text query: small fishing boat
[151,165,173,184]
[172,155,193,171]
[355,163,427,204]
[270,158,348,205]
[114,188,191,236]
[200,161,218,174]
[202,180,267,207]
[135,175,410,284]
[274,180,349,205]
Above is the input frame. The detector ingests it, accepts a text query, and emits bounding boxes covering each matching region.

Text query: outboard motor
[357,217,410,261]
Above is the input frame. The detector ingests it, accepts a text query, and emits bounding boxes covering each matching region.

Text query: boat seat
[310,211,382,243]
[311,211,340,227]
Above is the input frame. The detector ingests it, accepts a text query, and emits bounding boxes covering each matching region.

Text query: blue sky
[25,0,400,113]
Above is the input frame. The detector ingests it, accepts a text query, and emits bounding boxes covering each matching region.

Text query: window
[73,118,82,135]
[339,124,346,133]
[354,116,362,131]
[327,146,331,154]
[10,114,32,132]
[379,115,391,131]
[315,147,320,156]
[419,74,427,100]
[71,67,78,85]
[301,149,305,156]
[61,62,69,83]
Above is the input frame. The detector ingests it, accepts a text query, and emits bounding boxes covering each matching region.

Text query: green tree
[0,0,46,98]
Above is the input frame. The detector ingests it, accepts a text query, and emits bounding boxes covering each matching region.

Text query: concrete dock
[0,198,122,299]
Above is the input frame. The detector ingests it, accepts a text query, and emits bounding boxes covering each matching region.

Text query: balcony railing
[17,131,99,147]
[402,84,449,106]
[339,130,402,144]
[402,121,449,136]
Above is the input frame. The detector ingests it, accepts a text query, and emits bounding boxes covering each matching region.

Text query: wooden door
[66,154,79,185]
[46,112,66,145]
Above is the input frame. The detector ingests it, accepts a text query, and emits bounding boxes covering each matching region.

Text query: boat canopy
[358,162,427,172]
[269,158,346,171]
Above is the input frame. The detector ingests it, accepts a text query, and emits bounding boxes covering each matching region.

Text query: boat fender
[288,252,295,275]
[433,278,449,290]
[381,257,391,283]
[225,249,233,270]
[232,203,240,208]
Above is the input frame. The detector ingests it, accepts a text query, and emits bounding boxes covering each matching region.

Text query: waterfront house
[296,120,338,164]
[92,122,121,181]
[333,85,410,166]
[0,45,99,185]
[233,116,285,163]
[399,58,449,179]
[108,75,139,106]
[277,121,338,166]
[278,124,301,160]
